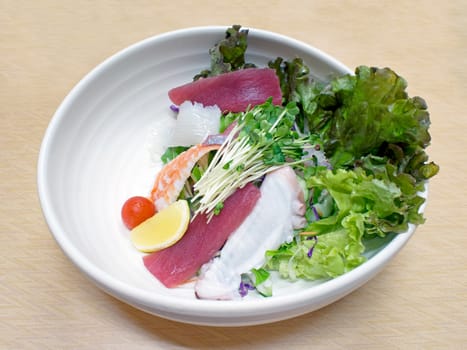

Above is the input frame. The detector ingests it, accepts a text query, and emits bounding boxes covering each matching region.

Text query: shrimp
[150,143,221,212]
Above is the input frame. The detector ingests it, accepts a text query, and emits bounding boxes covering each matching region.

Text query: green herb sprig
[192,99,314,219]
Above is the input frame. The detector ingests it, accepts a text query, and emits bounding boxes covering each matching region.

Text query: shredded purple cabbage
[306,236,318,258]
[238,281,255,297]
[169,104,179,112]
[203,134,227,146]
[311,206,320,221]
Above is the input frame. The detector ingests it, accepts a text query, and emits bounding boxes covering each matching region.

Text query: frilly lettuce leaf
[194,25,256,80]
[313,66,438,180]
[262,65,438,282]
[264,166,423,281]
[264,225,367,281]
[306,167,424,236]
[270,62,439,182]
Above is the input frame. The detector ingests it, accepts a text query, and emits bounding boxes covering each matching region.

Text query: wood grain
[1,1,466,348]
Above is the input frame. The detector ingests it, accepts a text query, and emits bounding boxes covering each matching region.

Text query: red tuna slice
[168,68,282,112]
[143,183,261,288]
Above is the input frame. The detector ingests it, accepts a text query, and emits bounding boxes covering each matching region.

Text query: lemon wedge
[130,199,190,253]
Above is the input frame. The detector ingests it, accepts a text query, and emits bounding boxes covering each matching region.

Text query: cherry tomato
[121,196,156,230]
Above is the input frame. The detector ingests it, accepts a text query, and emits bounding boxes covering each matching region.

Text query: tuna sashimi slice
[168,68,282,112]
[143,183,261,288]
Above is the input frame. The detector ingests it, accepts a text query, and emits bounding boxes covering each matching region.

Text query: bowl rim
[37,25,420,320]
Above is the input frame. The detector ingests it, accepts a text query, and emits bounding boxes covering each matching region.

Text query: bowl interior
[38,27,416,325]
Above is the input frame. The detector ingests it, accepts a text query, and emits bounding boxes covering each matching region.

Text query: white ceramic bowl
[38,26,419,326]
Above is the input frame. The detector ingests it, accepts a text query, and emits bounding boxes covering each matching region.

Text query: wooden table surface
[2,1,466,349]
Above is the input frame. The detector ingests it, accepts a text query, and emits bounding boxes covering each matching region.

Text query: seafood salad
[120,25,439,300]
